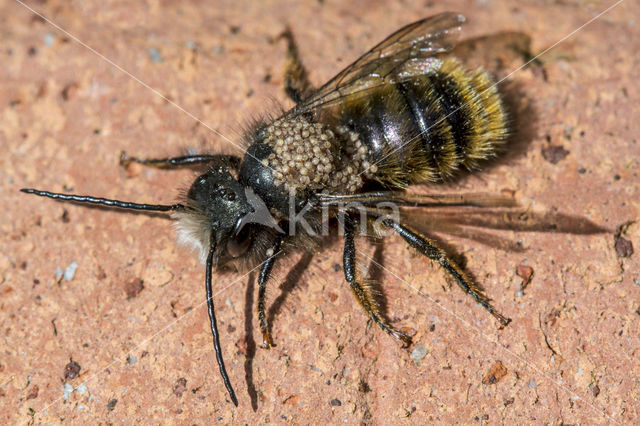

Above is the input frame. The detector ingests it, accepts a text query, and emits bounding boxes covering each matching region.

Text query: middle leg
[343,215,412,346]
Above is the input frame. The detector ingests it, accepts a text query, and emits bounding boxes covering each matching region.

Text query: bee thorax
[262,116,373,194]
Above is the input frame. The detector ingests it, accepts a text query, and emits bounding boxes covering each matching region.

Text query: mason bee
[22,12,514,406]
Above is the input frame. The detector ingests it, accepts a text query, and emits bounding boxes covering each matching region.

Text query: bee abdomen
[343,58,508,187]
[429,58,507,170]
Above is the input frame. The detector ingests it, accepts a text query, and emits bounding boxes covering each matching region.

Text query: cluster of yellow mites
[261,117,376,194]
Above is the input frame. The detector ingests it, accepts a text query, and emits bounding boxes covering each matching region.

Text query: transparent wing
[291,12,466,114]
[317,191,517,208]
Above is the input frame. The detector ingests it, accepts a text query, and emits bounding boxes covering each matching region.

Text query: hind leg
[382,218,511,326]
[278,26,314,103]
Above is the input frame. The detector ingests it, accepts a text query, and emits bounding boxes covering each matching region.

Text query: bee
[22,12,513,406]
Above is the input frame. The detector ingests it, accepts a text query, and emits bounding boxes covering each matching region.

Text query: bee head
[174,165,255,264]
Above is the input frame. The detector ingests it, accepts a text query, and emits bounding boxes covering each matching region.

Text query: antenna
[20,188,184,212]
[205,234,238,406]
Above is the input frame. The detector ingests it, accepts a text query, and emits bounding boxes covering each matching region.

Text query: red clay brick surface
[2,0,638,423]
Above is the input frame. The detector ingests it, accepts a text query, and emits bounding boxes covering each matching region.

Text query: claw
[119,150,132,167]
[390,328,413,348]
[261,332,274,349]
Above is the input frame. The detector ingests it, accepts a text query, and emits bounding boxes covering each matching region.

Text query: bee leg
[119,152,241,169]
[278,26,314,104]
[258,236,283,349]
[382,218,511,327]
[343,215,412,346]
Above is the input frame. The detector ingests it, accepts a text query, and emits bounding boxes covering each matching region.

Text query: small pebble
[64,360,81,379]
[76,383,88,395]
[64,261,78,281]
[614,236,633,258]
[107,398,118,411]
[63,383,74,402]
[411,345,428,361]
[482,361,508,385]
[541,145,569,164]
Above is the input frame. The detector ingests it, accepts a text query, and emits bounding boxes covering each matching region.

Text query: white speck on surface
[76,383,88,395]
[44,33,55,46]
[411,345,428,361]
[186,40,196,50]
[148,48,164,62]
[528,380,537,389]
[77,404,85,411]
[577,368,584,375]
[127,355,137,365]
[63,383,74,402]
[55,268,63,279]
[64,261,78,281]
[225,298,234,310]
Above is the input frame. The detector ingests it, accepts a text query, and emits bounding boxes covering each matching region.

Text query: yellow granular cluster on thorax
[262,116,375,194]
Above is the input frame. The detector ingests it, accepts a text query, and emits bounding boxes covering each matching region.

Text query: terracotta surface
[1,0,638,423]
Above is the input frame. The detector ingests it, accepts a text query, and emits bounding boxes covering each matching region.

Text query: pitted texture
[261,116,376,194]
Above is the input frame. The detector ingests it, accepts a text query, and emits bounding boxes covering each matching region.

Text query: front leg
[278,26,314,103]
[257,236,283,349]
[343,215,412,346]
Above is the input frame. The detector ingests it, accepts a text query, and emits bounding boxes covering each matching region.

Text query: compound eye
[187,175,212,203]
